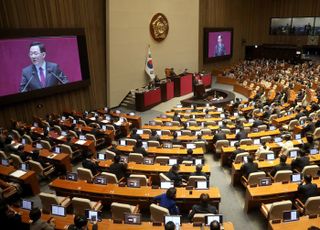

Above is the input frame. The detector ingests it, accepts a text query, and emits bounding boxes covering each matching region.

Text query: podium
[174,73,193,97]
[135,88,161,111]
[194,83,206,99]
[160,81,174,102]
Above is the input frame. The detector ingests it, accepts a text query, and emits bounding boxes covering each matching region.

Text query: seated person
[14,145,29,162]
[235,127,248,141]
[67,214,97,230]
[279,135,294,156]
[210,220,221,230]
[213,130,226,144]
[166,164,186,187]
[82,157,101,175]
[291,150,310,172]
[109,155,128,180]
[270,154,291,177]
[133,140,147,157]
[153,187,179,215]
[171,132,181,145]
[240,155,258,178]
[129,128,141,140]
[31,150,51,168]
[29,207,55,230]
[297,174,318,203]
[172,112,180,122]
[301,133,317,154]
[149,130,160,142]
[65,135,78,152]
[301,118,315,137]
[229,142,245,163]
[107,142,122,155]
[188,193,217,220]
[0,199,24,229]
[255,140,270,159]
[191,164,209,180]
[179,149,193,164]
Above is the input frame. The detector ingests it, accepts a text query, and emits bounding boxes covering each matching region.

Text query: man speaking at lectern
[19,41,69,92]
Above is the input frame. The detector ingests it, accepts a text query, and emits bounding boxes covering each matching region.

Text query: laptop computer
[291,173,302,183]
[196,181,208,190]
[21,199,33,210]
[124,213,141,225]
[283,210,299,222]
[127,178,141,188]
[205,214,223,225]
[259,178,272,186]
[164,215,181,230]
[66,172,78,181]
[51,205,66,217]
[160,181,174,189]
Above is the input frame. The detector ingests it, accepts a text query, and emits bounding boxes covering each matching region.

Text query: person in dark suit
[19,41,68,92]
[179,149,193,164]
[270,155,291,177]
[67,215,98,230]
[297,174,318,203]
[109,155,128,180]
[29,207,55,230]
[301,134,316,154]
[188,193,217,220]
[153,187,179,215]
[129,128,141,140]
[82,157,101,175]
[133,140,147,156]
[291,150,310,172]
[107,143,122,155]
[213,130,226,144]
[149,130,160,142]
[190,164,209,180]
[240,155,259,178]
[166,164,186,187]
[229,142,245,164]
[214,35,226,57]
[301,118,315,137]
[171,132,181,145]
[235,127,248,141]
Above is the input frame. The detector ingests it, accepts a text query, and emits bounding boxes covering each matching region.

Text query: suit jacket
[109,162,127,180]
[291,156,310,171]
[240,162,259,178]
[188,203,217,220]
[30,219,55,230]
[213,132,226,143]
[20,62,68,92]
[214,44,226,57]
[235,131,248,141]
[298,183,318,203]
[270,163,291,177]
[82,159,100,175]
[166,171,183,187]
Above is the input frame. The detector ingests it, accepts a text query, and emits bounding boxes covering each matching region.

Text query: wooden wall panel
[0,0,106,127]
[200,0,320,71]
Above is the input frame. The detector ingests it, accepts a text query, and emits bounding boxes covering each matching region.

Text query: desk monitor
[149,121,156,126]
[72,119,77,124]
[169,158,178,166]
[234,112,239,117]
[196,180,208,190]
[127,178,140,188]
[142,141,148,150]
[195,131,202,136]
[1,159,9,166]
[85,209,102,222]
[164,215,181,230]
[66,172,78,181]
[156,130,162,136]
[163,142,173,149]
[300,120,305,125]
[35,143,43,149]
[105,115,111,121]
[119,139,126,146]
[269,126,276,131]
[21,199,33,210]
[176,131,182,136]
[194,158,204,165]
[220,114,225,118]
[54,146,61,154]
[98,153,106,160]
[79,135,86,140]
[248,119,254,123]
[295,134,301,140]
[243,156,248,163]
[205,214,223,225]
[161,181,174,189]
[136,129,143,135]
[101,125,107,131]
[21,138,26,145]
[310,148,318,155]
[51,205,66,217]
[266,153,275,161]
[274,137,282,143]
[291,173,302,183]
[120,156,128,163]
[259,178,272,186]
[61,131,67,136]
[143,157,154,165]
[176,104,182,108]
[186,143,196,149]
[93,176,107,185]
[33,122,39,127]
[283,210,299,222]
[166,122,172,126]
[20,162,29,171]
[253,139,261,145]
[235,129,240,134]
[230,140,237,147]
[218,121,223,126]
[288,150,298,158]
[124,213,141,225]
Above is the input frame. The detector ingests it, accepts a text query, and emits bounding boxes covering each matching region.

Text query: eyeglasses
[29,52,42,56]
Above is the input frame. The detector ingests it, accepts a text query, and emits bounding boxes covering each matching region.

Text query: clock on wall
[149,13,169,42]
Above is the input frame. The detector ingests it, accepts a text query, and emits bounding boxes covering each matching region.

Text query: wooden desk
[23,144,72,172]
[244,178,320,212]
[0,165,40,195]
[272,114,297,126]
[142,125,183,131]
[109,111,142,129]
[15,208,234,230]
[50,179,221,213]
[116,146,204,156]
[269,215,320,230]
[234,84,252,98]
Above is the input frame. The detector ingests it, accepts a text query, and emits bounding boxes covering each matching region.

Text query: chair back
[269,200,292,220]
[22,134,33,144]
[187,175,207,187]
[129,174,147,186]
[29,160,44,176]
[72,197,92,216]
[302,165,319,178]
[39,192,59,214]
[305,196,320,215]
[77,167,94,182]
[240,139,253,146]
[148,140,160,147]
[155,157,169,165]
[215,140,229,154]
[274,170,292,183]
[128,153,144,164]
[150,204,169,223]
[126,138,137,146]
[193,213,212,223]
[11,154,23,168]
[159,173,170,182]
[111,202,133,221]
[234,152,249,164]
[247,171,266,185]
[40,140,52,150]
[85,133,97,146]
[105,150,116,160]
[101,172,118,184]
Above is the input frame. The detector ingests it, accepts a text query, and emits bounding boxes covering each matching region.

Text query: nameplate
[186,186,193,190]
[309,214,318,219]
[152,185,159,189]
[271,219,281,224]
[152,222,162,226]
[193,222,202,227]
[113,219,122,224]
[281,180,289,184]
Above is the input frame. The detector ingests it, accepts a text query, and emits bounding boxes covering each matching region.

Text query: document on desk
[10,170,27,178]
[47,154,57,159]
[75,140,87,145]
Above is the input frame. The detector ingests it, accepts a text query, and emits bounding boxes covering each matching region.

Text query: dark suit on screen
[19,62,68,92]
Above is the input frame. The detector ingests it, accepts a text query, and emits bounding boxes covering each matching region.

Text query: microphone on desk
[48,69,67,84]
[21,71,35,92]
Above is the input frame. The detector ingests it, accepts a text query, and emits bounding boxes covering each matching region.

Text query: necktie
[39,67,46,87]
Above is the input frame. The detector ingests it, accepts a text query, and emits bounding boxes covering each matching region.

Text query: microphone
[48,69,66,84]
[21,71,35,92]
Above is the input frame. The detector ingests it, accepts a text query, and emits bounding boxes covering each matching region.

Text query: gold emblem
[150,13,169,42]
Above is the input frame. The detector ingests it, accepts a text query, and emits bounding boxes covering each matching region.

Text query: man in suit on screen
[19,41,69,92]
[214,35,226,57]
